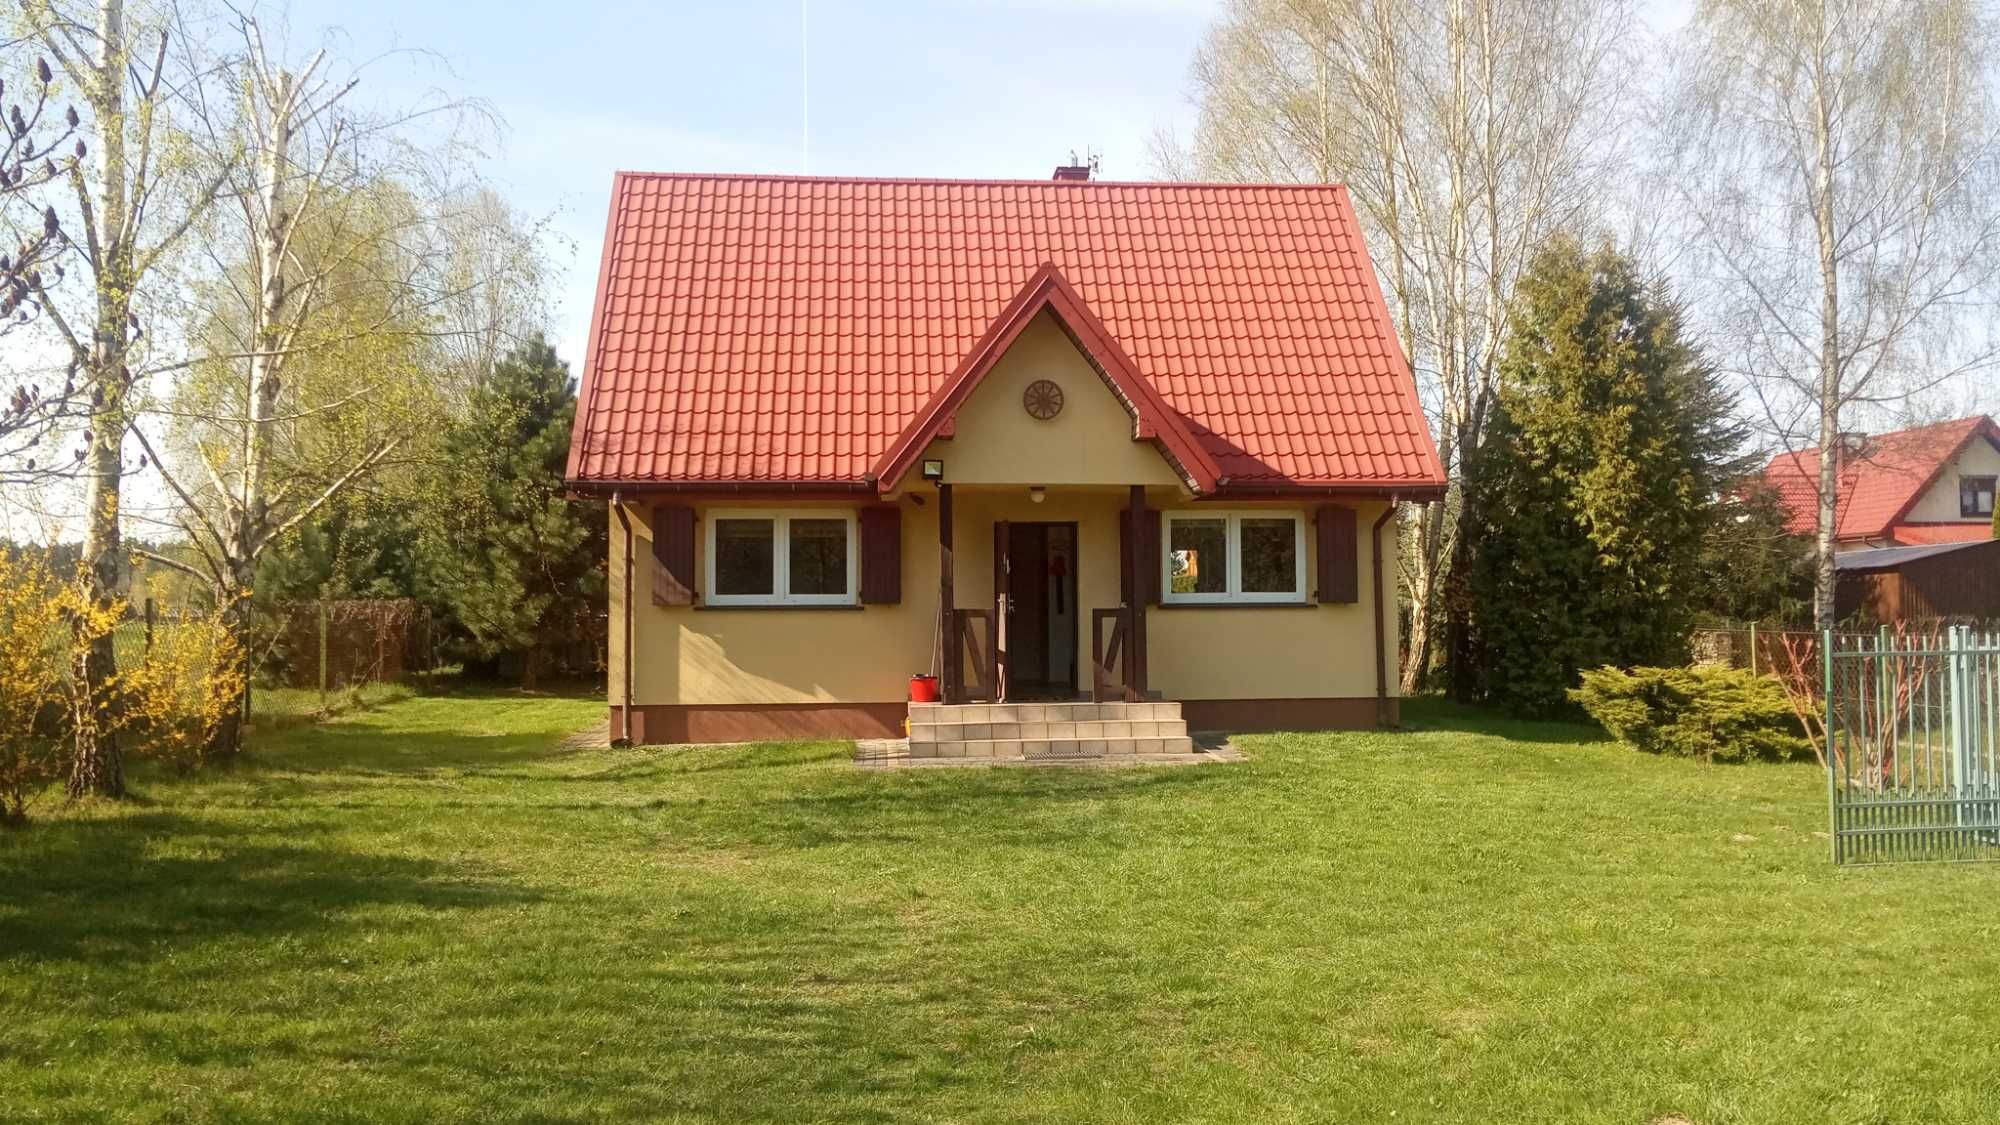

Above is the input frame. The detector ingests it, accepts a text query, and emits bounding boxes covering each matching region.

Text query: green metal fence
[1826,627,2000,865]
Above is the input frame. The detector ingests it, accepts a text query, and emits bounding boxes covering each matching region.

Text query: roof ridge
[1779,413,1996,458]
[612,169,1357,192]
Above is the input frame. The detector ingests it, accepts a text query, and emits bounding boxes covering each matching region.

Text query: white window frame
[1961,475,1997,519]
[704,509,859,607]
[1161,510,1308,605]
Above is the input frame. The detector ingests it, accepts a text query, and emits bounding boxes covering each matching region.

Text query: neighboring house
[564,167,1445,746]
[1762,415,2000,550]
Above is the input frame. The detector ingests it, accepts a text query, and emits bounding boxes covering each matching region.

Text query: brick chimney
[1052,164,1092,182]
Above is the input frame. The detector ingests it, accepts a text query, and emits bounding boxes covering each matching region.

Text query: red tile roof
[1890,523,1995,547]
[1761,415,2000,540]
[565,173,1445,494]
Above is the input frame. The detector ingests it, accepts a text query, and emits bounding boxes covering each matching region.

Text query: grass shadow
[232,689,603,777]
[0,811,539,967]
[1398,695,1612,746]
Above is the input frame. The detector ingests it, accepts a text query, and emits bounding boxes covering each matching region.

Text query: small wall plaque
[1023,379,1064,420]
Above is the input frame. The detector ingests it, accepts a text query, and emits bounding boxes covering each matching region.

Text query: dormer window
[1963,475,1997,518]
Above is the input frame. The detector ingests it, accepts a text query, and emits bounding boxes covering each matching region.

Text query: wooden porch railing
[949,608,996,703]
[1091,607,1138,702]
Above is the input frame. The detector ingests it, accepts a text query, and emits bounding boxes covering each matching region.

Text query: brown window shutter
[1120,508,1164,605]
[651,504,696,606]
[1316,505,1358,604]
[859,506,902,604]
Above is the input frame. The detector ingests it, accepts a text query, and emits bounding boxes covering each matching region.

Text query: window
[1962,476,1997,519]
[1163,511,1306,604]
[705,510,857,605]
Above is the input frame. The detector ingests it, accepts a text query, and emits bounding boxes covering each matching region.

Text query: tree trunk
[66,492,124,798]
[1812,38,1841,635]
[1443,510,1480,702]
[201,61,295,762]
[68,0,131,799]
[1401,500,1441,694]
[208,571,255,758]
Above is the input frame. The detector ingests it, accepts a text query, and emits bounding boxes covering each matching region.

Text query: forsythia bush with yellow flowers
[116,602,246,773]
[0,548,245,824]
[0,549,98,824]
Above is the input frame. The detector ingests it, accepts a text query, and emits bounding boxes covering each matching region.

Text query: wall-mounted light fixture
[1029,486,1047,504]
[921,459,945,482]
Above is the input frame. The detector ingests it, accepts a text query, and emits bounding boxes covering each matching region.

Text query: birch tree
[1165,0,1634,690]
[13,0,230,797]
[1658,0,2000,630]
[128,14,536,755]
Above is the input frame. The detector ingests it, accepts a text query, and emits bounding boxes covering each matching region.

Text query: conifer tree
[1467,239,1748,714]
[414,339,604,687]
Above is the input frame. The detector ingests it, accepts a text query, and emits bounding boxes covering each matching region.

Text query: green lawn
[5,692,1999,1123]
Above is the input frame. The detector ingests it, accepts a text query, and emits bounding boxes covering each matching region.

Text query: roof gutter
[568,479,878,498]
[1213,482,1447,501]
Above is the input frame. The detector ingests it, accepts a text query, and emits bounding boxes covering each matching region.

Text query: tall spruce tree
[1467,239,1748,715]
[414,339,605,686]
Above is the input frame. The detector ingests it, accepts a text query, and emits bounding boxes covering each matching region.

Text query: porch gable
[910,310,1188,490]
[873,262,1220,494]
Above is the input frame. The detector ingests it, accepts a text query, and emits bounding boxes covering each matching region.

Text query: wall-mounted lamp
[1029,486,1046,504]
[921,459,945,482]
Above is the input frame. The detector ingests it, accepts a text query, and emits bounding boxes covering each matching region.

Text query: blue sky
[271,0,1697,372]
[7,0,1703,540]
[277,0,1231,370]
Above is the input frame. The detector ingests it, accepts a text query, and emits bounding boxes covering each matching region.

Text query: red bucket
[909,674,940,703]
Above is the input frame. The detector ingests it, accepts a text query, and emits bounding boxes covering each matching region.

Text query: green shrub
[1569,665,1811,763]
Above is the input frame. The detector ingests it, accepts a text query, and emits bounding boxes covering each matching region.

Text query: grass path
[4,692,1999,1123]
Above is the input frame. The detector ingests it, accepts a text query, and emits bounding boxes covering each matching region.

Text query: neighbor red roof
[1761,415,2000,541]
[1887,523,1994,547]
[565,172,1445,494]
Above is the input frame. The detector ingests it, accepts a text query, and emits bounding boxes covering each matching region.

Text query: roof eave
[1212,481,1447,501]
[565,478,878,501]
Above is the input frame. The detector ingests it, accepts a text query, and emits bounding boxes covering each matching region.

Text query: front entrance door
[995,521,1078,700]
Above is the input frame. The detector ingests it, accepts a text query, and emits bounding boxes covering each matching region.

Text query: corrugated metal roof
[1834,539,1998,571]
[565,172,1446,492]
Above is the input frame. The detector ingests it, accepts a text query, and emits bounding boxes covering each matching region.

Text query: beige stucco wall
[914,310,1185,489]
[610,492,1398,706]
[1903,436,2000,523]
[610,499,939,707]
[607,311,1399,709]
[1148,499,1398,701]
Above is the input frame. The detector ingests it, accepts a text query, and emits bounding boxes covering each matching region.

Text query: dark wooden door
[1008,523,1050,685]
[992,520,1010,702]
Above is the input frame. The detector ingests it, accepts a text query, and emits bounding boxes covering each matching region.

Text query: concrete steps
[908,701,1191,760]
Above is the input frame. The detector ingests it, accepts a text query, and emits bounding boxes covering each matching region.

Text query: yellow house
[565,168,1446,747]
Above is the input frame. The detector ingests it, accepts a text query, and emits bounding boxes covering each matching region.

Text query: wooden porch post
[938,483,956,703]
[1127,484,1148,700]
